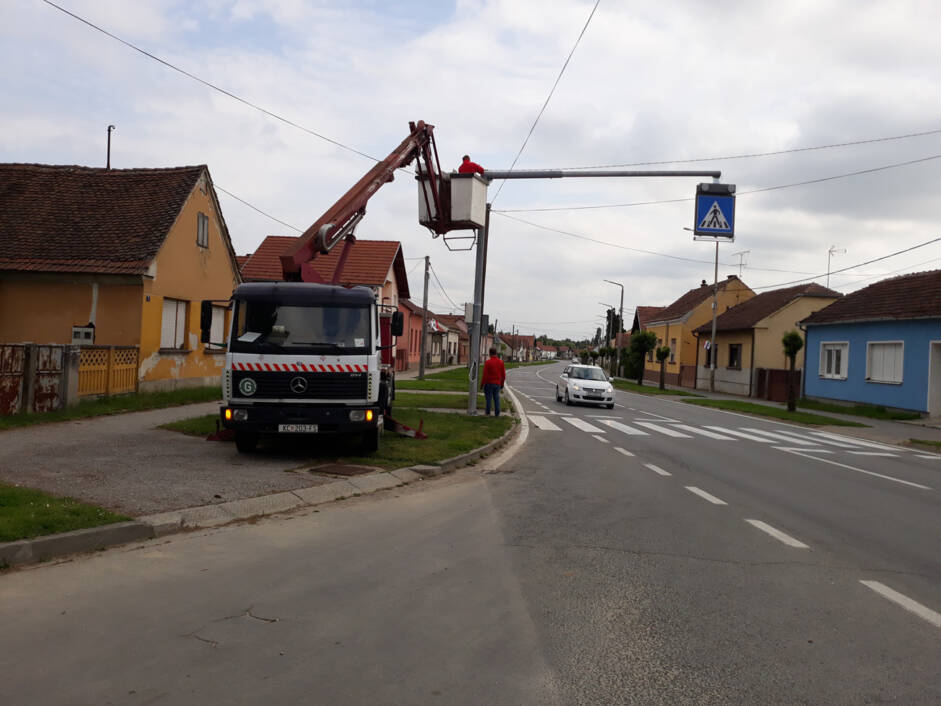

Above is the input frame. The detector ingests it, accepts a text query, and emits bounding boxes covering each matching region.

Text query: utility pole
[467,204,491,415]
[730,250,749,278]
[827,245,846,288]
[106,124,115,170]
[418,256,429,380]
[603,279,624,378]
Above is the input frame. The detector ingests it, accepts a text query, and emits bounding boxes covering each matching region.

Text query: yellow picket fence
[78,346,139,397]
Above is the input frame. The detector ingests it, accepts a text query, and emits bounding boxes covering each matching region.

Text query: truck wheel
[361,426,381,454]
[235,431,258,453]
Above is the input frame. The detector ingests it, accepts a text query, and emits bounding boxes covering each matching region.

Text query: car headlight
[572,384,580,390]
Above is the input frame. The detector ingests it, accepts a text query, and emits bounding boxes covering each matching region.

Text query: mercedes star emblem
[289,376,308,394]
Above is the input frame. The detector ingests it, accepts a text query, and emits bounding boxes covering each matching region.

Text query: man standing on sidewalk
[481,347,506,416]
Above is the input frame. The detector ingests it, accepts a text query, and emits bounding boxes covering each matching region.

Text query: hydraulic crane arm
[280,120,448,282]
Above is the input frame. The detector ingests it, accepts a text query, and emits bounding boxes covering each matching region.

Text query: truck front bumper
[220,403,381,435]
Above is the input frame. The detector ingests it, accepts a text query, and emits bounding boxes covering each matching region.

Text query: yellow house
[692,283,842,398]
[0,163,241,392]
[644,275,755,387]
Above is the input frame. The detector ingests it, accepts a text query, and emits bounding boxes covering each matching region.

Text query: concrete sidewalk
[615,376,941,447]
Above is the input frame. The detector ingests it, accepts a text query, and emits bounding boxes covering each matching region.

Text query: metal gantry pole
[467,205,490,415]
[418,256,429,380]
[709,241,719,392]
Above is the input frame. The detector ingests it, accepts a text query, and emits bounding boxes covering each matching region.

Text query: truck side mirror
[200,300,212,343]
[391,310,404,337]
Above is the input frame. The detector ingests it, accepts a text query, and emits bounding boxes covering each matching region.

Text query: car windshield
[571,367,607,381]
[230,301,370,354]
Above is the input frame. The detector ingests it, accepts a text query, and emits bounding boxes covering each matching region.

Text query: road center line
[593,435,609,444]
[745,519,809,548]
[685,486,727,504]
[644,463,671,476]
[614,447,634,457]
[779,449,932,490]
[860,580,941,629]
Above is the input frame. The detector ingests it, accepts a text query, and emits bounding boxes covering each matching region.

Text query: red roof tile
[0,163,205,275]
[650,276,751,323]
[635,306,665,328]
[802,269,941,325]
[240,236,409,297]
[693,283,841,333]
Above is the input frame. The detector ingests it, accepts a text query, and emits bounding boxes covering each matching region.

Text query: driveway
[0,403,339,516]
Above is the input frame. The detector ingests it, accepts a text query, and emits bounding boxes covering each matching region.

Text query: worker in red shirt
[458,155,485,175]
[480,347,506,416]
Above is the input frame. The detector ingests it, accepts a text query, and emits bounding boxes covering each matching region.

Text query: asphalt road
[1,361,938,704]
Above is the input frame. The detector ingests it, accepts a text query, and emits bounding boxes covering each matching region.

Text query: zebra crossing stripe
[634,421,692,438]
[703,426,775,442]
[600,420,649,435]
[741,428,819,445]
[767,428,859,448]
[670,424,735,440]
[528,415,562,431]
[809,431,900,452]
[562,417,606,433]
[614,447,634,457]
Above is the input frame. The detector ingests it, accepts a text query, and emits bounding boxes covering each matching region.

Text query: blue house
[802,270,941,415]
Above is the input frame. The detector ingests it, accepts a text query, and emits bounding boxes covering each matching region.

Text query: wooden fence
[78,346,139,397]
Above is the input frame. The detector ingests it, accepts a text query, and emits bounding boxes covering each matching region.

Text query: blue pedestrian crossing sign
[693,183,736,241]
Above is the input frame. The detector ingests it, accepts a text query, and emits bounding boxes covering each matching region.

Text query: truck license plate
[278,424,318,433]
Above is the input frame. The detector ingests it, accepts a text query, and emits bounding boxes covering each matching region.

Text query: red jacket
[458,159,485,174]
[481,355,506,387]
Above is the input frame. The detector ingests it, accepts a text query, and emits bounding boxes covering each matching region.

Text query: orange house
[0,163,242,392]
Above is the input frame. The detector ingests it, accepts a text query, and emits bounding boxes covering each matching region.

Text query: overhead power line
[494,153,941,213]
[215,185,303,233]
[556,127,941,170]
[490,0,601,205]
[428,262,462,311]
[753,237,941,290]
[41,0,380,163]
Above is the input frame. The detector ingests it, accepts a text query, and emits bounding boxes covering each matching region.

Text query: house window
[206,306,227,350]
[704,342,718,367]
[819,342,848,380]
[197,212,209,248]
[161,298,188,350]
[670,338,676,364]
[728,343,742,370]
[866,341,903,384]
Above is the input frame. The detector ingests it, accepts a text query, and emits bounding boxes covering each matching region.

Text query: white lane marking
[635,410,680,422]
[860,581,941,629]
[670,424,736,440]
[685,486,727,505]
[634,417,680,423]
[644,463,672,476]
[593,435,609,444]
[745,519,810,548]
[778,449,932,490]
[614,447,634,457]
[773,446,832,454]
[587,414,622,419]
[766,428,860,448]
[704,426,776,443]
[848,451,898,457]
[562,417,605,433]
[528,415,562,431]
[600,419,649,436]
[915,454,941,459]
[810,431,901,452]
[634,421,692,438]
[742,428,819,446]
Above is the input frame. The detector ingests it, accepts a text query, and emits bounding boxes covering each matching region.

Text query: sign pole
[709,240,719,392]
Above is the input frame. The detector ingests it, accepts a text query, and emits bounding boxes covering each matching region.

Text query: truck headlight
[225,408,248,421]
[349,410,365,422]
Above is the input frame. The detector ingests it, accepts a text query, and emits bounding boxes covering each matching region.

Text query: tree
[655,345,671,390]
[782,330,804,412]
[629,331,657,386]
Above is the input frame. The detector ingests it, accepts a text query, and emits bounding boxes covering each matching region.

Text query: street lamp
[603,279,625,378]
[827,246,846,288]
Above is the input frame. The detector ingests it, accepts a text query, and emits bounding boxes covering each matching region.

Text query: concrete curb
[0,406,525,568]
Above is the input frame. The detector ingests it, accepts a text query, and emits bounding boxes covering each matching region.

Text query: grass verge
[682,398,867,426]
[0,483,131,543]
[0,386,221,432]
[612,379,702,397]
[798,398,921,421]
[909,438,941,452]
[395,391,513,412]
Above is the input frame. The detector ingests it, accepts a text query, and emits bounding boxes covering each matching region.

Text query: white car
[556,364,615,408]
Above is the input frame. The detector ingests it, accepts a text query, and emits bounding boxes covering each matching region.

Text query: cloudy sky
[3,0,940,341]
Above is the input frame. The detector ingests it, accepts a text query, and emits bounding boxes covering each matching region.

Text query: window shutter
[175,301,187,348]
[161,299,176,348]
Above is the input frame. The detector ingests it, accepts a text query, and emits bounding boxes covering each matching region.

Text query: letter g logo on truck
[239,377,257,396]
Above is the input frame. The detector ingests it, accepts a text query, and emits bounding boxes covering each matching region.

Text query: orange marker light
[366,410,374,422]
[224,408,233,421]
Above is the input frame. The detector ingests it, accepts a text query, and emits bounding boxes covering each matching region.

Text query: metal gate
[0,344,25,415]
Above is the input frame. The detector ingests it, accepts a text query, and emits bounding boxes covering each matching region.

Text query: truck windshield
[230,301,371,354]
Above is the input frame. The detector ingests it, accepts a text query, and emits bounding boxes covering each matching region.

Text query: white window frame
[865,340,904,385]
[161,298,188,350]
[819,341,848,380]
[196,212,209,248]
